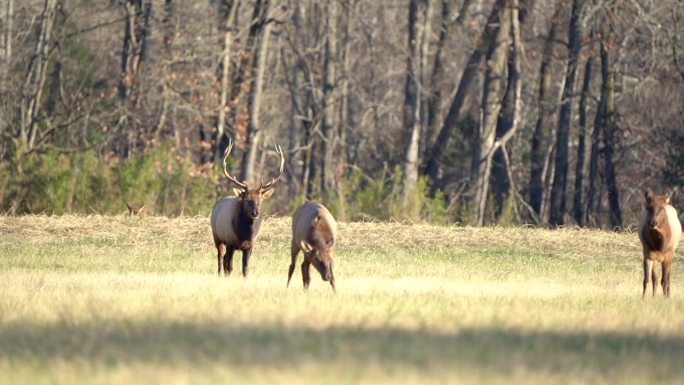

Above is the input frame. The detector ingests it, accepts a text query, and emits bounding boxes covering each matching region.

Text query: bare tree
[402,0,433,205]
[528,2,560,220]
[321,0,339,193]
[572,44,593,226]
[215,0,240,161]
[548,0,585,227]
[491,0,524,222]
[240,0,273,183]
[424,0,500,194]
[471,0,511,226]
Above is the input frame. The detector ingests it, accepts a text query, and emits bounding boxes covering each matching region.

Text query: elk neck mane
[232,200,263,247]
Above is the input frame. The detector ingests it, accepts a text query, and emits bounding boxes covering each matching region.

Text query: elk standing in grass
[288,202,337,291]
[211,138,284,277]
[638,190,682,298]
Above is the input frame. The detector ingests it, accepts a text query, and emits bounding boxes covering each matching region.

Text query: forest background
[0,0,682,228]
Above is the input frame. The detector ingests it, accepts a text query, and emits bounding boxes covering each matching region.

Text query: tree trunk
[600,28,622,228]
[528,2,560,219]
[548,0,585,227]
[320,0,339,193]
[402,0,432,205]
[491,0,523,221]
[471,0,511,226]
[240,0,272,183]
[585,81,604,226]
[1,0,12,86]
[215,0,239,161]
[572,53,593,226]
[117,0,152,157]
[423,0,450,162]
[155,0,178,145]
[20,0,57,151]
[425,0,503,194]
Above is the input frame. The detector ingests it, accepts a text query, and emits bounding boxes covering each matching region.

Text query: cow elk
[288,202,337,292]
[210,138,284,277]
[638,190,682,298]
[127,203,145,216]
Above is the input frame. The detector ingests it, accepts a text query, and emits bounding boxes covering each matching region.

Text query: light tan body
[638,205,682,262]
[289,202,337,291]
[638,196,682,298]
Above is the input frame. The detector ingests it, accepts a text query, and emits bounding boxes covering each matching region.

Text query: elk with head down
[638,190,682,298]
[210,138,284,277]
[287,202,337,292]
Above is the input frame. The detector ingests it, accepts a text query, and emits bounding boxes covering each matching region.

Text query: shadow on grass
[2,319,683,380]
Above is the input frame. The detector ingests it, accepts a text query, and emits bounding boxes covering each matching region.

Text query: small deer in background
[127,203,145,216]
[288,202,337,292]
[638,190,682,298]
[210,137,284,277]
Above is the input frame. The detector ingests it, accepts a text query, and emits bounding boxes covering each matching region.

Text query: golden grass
[1,215,683,384]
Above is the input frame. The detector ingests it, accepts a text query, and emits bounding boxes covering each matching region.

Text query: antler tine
[222,137,249,190]
[260,142,285,191]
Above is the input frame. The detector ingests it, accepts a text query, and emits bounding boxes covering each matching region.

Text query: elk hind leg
[662,259,673,298]
[215,238,226,276]
[652,263,659,297]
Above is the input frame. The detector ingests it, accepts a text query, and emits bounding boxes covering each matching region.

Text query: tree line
[0,0,682,226]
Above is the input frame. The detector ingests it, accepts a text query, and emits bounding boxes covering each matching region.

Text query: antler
[259,143,285,191]
[222,137,249,190]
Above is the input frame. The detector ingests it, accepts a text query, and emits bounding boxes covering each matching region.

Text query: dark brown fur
[212,189,269,277]
[210,137,284,277]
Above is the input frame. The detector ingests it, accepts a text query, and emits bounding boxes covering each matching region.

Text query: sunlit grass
[1,215,683,384]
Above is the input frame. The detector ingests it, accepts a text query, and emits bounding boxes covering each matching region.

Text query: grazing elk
[288,202,337,292]
[638,190,682,298]
[210,138,284,277]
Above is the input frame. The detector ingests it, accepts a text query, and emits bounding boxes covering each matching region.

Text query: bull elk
[638,190,682,298]
[287,202,337,292]
[210,138,284,277]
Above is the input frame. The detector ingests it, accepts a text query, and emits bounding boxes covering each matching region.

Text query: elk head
[222,137,284,219]
[644,190,670,233]
[300,238,335,282]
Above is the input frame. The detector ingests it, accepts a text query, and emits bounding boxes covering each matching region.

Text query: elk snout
[251,209,259,218]
[321,261,333,282]
[648,219,658,229]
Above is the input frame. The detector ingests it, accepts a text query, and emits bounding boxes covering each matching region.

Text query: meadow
[1,214,683,384]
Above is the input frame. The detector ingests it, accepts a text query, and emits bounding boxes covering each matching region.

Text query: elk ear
[233,188,245,198]
[260,188,274,199]
[300,241,314,252]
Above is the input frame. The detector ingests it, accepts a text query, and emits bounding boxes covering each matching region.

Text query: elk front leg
[241,248,252,278]
[287,243,300,288]
[223,246,235,276]
[301,260,311,290]
[643,258,654,299]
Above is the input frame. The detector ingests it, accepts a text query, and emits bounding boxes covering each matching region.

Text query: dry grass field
[1,214,684,384]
